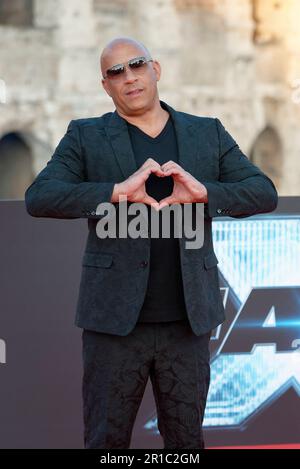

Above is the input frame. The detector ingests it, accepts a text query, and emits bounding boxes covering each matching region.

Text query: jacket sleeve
[203,118,278,219]
[25,120,115,219]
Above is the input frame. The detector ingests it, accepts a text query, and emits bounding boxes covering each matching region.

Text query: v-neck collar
[127,115,172,143]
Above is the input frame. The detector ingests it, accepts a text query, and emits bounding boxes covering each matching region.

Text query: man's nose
[123,66,138,82]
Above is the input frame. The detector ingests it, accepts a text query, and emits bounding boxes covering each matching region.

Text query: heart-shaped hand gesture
[111,158,165,211]
[111,158,208,210]
[158,161,208,210]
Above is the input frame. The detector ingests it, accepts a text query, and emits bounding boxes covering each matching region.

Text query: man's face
[101,43,161,116]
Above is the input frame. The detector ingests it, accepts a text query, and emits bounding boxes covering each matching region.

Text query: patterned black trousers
[81,318,211,449]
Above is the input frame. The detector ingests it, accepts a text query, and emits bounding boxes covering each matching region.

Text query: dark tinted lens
[129,57,146,69]
[106,65,125,77]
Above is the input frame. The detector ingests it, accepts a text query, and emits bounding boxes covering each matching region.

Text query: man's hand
[158,161,208,210]
[111,158,165,210]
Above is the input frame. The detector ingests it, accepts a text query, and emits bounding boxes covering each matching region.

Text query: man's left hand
[158,161,208,210]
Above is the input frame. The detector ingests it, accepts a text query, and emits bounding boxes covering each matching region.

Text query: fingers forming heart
[143,161,188,210]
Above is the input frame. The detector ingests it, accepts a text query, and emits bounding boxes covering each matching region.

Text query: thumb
[158,196,177,210]
[143,195,160,211]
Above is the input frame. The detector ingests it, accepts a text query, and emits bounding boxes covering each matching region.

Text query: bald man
[25,37,278,449]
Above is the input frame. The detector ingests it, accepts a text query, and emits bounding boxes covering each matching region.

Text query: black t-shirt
[127,114,188,322]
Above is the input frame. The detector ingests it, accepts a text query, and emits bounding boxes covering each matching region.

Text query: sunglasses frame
[103,56,154,80]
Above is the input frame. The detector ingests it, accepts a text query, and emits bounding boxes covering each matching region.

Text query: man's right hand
[111,158,165,210]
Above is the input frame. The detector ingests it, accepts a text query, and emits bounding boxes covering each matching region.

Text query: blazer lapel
[161,100,199,177]
[104,111,138,180]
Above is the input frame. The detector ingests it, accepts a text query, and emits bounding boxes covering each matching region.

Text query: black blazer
[25,100,278,336]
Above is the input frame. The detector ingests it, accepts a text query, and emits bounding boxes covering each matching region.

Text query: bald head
[100,37,152,77]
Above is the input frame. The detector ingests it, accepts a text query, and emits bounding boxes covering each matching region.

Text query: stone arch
[250,126,282,191]
[0,132,34,199]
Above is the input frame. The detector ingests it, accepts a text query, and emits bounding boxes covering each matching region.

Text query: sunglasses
[103,56,154,80]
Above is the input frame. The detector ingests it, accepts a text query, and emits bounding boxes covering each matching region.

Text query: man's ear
[152,60,161,82]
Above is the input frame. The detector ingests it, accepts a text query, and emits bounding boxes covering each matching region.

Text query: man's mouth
[126,89,143,96]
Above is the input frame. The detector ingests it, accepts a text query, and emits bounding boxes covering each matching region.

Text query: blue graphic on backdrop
[145,218,300,432]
